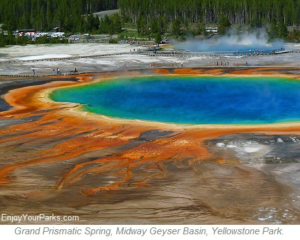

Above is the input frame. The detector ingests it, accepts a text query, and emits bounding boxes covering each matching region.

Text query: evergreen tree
[218,16,231,35]
[155,32,162,44]
[172,18,181,36]
[278,21,288,38]
[112,14,122,33]
[137,15,147,35]
[0,32,6,47]
[269,19,278,39]
[94,15,100,31]
[86,14,95,32]
[250,14,262,29]
[157,16,163,34]
[150,17,158,34]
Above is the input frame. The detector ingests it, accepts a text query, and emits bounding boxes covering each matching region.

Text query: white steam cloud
[177,29,285,54]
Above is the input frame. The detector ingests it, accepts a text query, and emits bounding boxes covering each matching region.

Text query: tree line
[1,0,297,33]
[1,0,299,41]
[119,0,300,26]
[0,0,118,32]
[119,0,300,40]
[0,12,122,47]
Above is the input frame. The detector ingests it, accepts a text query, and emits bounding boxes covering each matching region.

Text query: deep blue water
[50,76,300,124]
[176,39,285,55]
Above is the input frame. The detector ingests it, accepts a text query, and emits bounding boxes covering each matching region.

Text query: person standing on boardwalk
[32,69,35,77]
[53,69,55,75]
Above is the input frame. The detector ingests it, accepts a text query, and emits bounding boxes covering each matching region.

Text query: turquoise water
[50,76,300,125]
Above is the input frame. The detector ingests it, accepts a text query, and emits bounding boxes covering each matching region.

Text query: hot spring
[176,33,286,55]
[176,41,285,55]
[50,76,300,125]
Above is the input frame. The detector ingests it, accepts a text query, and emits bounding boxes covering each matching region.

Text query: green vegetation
[119,0,299,40]
[108,38,118,44]
[172,19,181,37]
[0,0,122,47]
[218,16,231,35]
[119,0,300,26]
[0,0,118,32]
[99,14,122,34]
[155,32,162,44]
[1,0,300,47]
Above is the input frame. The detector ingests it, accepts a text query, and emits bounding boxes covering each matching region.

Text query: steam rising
[177,29,285,54]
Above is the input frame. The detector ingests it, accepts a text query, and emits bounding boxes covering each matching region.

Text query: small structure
[205,27,218,34]
[17,29,36,36]
[51,32,65,38]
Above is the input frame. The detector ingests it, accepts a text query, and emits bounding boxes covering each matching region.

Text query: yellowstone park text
[12,226,284,237]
